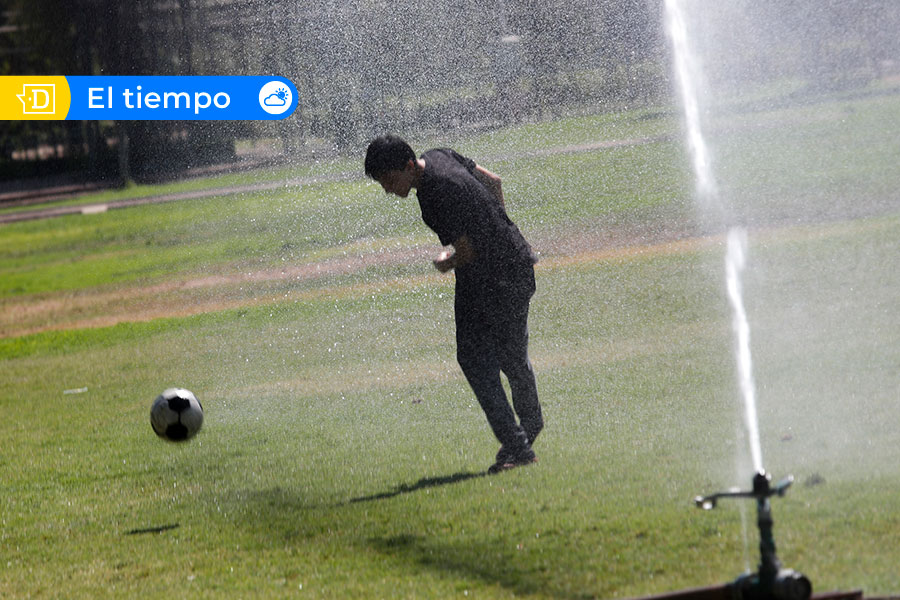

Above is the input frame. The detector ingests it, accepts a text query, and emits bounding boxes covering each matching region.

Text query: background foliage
[3,0,898,182]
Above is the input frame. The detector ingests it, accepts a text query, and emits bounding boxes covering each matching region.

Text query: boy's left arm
[473,165,505,208]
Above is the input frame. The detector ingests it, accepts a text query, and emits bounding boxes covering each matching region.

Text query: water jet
[659,0,899,598]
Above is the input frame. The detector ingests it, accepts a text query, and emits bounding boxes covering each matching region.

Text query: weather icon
[263,87,288,107]
[258,80,294,115]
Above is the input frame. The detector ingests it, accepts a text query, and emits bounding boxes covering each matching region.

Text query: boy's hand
[433,237,474,273]
[433,249,454,272]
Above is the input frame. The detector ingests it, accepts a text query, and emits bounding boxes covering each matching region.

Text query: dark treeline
[0,0,666,183]
[0,0,896,184]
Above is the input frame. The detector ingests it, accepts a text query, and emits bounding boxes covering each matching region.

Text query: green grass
[713,90,900,225]
[0,137,693,299]
[2,92,900,598]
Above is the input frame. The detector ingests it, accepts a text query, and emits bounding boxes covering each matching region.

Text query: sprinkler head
[748,471,794,500]
[693,471,793,510]
[752,471,771,496]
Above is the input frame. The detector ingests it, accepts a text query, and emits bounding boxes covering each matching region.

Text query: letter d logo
[0,77,70,120]
[18,84,56,114]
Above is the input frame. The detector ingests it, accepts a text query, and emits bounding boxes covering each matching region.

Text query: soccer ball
[150,388,203,442]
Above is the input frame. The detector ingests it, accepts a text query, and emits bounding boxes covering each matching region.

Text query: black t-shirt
[416,148,536,296]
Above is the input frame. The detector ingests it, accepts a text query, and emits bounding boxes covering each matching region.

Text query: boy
[364,134,543,473]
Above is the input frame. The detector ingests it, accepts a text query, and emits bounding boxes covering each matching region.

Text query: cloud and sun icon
[258,80,294,115]
[263,87,289,107]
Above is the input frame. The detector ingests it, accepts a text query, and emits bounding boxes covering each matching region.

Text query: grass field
[2,90,900,598]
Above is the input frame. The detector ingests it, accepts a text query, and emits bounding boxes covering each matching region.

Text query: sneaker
[488,447,537,474]
[494,445,515,464]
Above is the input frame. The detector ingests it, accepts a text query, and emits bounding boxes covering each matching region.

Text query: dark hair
[364,134,416,179]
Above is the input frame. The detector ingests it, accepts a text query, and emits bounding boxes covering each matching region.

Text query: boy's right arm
[433,235,475,272]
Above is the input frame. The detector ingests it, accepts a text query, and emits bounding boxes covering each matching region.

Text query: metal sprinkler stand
[694,471,812,600]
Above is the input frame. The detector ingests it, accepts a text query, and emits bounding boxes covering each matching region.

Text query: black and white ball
[150,388,203,442]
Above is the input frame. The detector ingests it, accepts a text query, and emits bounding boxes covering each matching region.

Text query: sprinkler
[694,471,812,600]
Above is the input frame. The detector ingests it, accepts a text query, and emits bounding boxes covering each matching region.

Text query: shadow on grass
[346,470,488,504]
[354,470,588,598]
[366,530,594,599]
[228,471,598,598]
[125,523,180,535]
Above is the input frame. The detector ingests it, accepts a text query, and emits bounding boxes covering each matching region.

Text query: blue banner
[63,76,297,120]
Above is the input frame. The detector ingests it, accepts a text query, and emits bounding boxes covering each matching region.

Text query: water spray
[695,471,812,600]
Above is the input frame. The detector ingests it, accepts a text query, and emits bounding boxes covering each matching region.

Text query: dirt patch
[3,215,890,339]
[0,244,432,337]
[1,224,704,339]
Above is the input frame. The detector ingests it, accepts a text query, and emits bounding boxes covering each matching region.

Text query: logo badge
[17,83,56,115]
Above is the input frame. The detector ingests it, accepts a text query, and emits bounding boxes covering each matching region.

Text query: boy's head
[365,134,419,197]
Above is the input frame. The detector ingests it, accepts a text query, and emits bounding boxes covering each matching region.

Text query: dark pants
[455,269,543,453]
